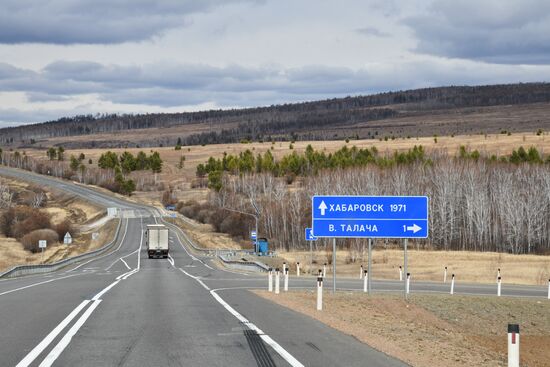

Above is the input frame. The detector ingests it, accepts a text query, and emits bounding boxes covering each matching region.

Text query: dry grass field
[255,291,550,367]
[23,131,550,190]
[267,249,550,286]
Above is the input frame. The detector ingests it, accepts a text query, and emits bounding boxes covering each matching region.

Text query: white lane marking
[199,259,214,270]
[177,268,303,366]
[15,300,90,367]
[69,217,129,273]
[167,254,175,267]
[210,290,304,367]
[38,300,102,367]
[92,280,120,301]
[119,258,131,270]
[0,273,83,297]
[179,268,210,291]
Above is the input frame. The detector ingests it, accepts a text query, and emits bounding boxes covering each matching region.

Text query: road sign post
[312,196,428,299]
[38,240,47,264]
[305,228,317,275]
[332,239,336,293]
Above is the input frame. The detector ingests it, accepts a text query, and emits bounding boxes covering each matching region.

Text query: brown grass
[277,249,550,286]
[254,291,550,367]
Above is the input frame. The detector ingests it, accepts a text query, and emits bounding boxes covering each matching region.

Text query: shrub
[21,229,58,253]
[11,209,52,239]
[54,219,74,242]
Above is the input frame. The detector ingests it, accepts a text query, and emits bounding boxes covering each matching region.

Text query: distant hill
[2,83,550,148]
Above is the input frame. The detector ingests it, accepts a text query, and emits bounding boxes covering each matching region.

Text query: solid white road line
[179,268,210,290]
[167,254,175,267]
[38,300,102,367]
[0,273,83,297]
[210,290,304,367]
[120,258,131,270]
[177,267,304,367]
[15,300,91,367]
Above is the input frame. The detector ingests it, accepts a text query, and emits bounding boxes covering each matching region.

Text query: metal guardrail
[218,254,270,273]
[0,218,124,279]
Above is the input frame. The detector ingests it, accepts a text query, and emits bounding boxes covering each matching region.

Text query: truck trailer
[146,224,169,258]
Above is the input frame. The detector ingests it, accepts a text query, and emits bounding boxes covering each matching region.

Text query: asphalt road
[0,167,548,366]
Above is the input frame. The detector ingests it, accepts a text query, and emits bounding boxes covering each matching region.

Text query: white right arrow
[318,201,327,216]
[406,224,422,233]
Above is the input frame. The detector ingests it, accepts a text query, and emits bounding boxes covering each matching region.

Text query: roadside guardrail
[0,218,123,279]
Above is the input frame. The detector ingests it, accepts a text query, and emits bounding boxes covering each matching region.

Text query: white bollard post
[283,262,287,276]
[316,276,323,311]
[399,266,403,281]
[450,274,455,295]
[268,268,273,292]
[360,264,363,279]
[363,270,368,293]
[507,324,520,367]
[275,268,280,294]
[323,263,327,278]
[497,268,501,283]
[444,266,447,283]
[296,262,300,277]
[497,276,502,297]
[548,279,550,300]
[406,273,411,294]
[284,267,289,292]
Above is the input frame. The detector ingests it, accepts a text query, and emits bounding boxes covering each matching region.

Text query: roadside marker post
[284,267,289,292]
[283,262,287,275]
[363,270,368,293]
[507,324,520,367]
[275,268,280,294]
[268,269,273,292]
[548,279,550,300]
[323,263,327,278]
[38,240,47,264]
[497,276,502,297]
[312,195,429,300]
[296,262,300,277]
[497,268,501,283]
[399,266,403,281]
[450,274,455,295]
[444,266,447,283]
[316,276,323,311]
[406,272,411,294]
[360,264,363,279]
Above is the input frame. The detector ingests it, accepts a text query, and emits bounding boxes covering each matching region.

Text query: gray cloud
[404,0,550,64]
[0,0,252,44]
[356,27,390,37]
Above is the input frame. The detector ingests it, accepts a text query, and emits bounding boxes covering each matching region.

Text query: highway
[0,167,548,366]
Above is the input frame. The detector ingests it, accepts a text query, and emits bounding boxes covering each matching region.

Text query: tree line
[182,148,550,255]
[3,82,550,147]
[0,148,164,196]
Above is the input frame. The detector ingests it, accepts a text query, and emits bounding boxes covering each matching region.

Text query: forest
[182,146,550,255]
[2,83,550,148]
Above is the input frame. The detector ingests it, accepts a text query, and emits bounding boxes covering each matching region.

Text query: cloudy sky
[1,0,550,126]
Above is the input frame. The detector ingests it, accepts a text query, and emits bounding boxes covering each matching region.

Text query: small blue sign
[312,195,428,238]
[305,227,317,241]
[251,231,257,240]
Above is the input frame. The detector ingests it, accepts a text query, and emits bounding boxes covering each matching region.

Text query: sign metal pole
[367,238,372,294]
[404,238,408,300]
[332,238,336,293]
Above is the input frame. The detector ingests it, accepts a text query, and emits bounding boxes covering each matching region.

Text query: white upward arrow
[406,224,422,233]
[318,201,328,216]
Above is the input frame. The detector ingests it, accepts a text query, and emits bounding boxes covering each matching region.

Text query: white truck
[146,224,169,258]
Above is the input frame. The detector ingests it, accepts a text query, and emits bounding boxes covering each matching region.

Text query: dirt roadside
[254,291,550,367]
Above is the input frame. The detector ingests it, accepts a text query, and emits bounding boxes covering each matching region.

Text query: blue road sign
[251,231,257,240]
[312,195,428,238]
[305,227,317,241]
